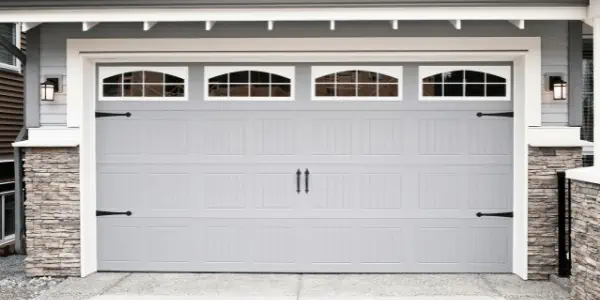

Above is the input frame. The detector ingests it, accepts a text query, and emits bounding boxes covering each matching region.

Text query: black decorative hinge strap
[476,112,514,118]
[96,112,132,118]
[96,210,132,217]
[476,212,514,218]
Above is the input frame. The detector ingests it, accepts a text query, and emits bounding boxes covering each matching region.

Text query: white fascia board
[567,167,600,185]
[0,6,587,23]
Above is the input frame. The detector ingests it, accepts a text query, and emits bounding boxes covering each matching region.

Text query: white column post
[594,18,600,161]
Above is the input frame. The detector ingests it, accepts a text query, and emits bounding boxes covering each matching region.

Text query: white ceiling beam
[205,21,215,31]
[449,20,462,30]
[82,22,99,31]
[509,20,525,30]
[21,22,41,32]
[143,21,157,31]
[0,7,586,23]
[390,20,398,30]
[330,20,336,31]
[267,20,274,31]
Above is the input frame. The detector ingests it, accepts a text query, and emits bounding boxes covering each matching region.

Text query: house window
[98,66,188,101]
[0,23,20,72]
[419,66,511,101]
[312,66,403,100]
[205,66,294,100]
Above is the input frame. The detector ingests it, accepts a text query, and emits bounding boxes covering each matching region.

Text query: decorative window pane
[99,66,188,101]
[312,66,403,100]
[419,66,510,100]
[205,66,294,100]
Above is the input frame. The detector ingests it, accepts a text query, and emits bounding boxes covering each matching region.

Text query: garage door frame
[65,36,540,278]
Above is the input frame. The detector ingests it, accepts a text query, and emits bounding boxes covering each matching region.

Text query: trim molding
[63,36,541,279]
[0,6,587,23]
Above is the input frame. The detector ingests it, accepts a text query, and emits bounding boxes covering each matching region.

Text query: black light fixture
[40,78,58,101]
[548,75,567,101]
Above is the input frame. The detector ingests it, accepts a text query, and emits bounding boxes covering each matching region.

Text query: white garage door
[96,64,513,273]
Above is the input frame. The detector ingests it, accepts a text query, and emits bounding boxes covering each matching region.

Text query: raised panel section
[147,226,194,263]
[147,174,191,212]
[419,173,461,209]
[360,173,403,209]
[98,225,142,262]
[252,226,297,264]
[97,173,141,211]
[203,225,245,263]
[144,120,188,154]
[417,227,460,264]
[358,227,404,264]
[418,119,462,155]
[255,173,294,210]
[258,119,296,155]
[309,227,354,264]
[309,119,353,156]
[467,173,511,210]
[202,174,247,209]
[361,119,403,155]
[468,119,512,155]
[97,120,141,155]
[310,173,353,210]
[467,227,510,264]
[189,119,246,155]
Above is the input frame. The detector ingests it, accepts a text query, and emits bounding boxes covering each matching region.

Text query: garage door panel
[97,62,513,273]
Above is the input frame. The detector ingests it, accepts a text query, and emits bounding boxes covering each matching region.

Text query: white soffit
[0,6,587,23]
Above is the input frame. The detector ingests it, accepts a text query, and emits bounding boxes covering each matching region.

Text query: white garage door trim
[66,37,540,279]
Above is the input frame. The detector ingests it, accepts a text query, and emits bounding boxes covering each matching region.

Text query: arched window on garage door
[311,66,403,101]
[99,66,188,101]
[419,66,511,101]
[205,66,294,100]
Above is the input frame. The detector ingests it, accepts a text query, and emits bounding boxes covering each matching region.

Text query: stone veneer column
[528,146,582,280]
[23,147,80,277]
[570,180,600,300]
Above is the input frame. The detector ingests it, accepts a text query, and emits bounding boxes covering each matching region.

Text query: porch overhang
[0,6,590,33]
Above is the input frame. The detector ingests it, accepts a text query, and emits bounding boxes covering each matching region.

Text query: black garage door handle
[96,210,132,217]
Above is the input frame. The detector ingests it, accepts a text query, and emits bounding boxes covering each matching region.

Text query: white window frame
[0,23,21,73]
[98,66,189,101]
[204,66,295,101]
[418,65,511,101]
[311,66,403,101]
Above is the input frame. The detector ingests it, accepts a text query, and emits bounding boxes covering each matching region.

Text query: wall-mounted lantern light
[547,75,567,101]
[40,78,58,101]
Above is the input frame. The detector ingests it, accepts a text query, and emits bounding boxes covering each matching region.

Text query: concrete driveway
[34,273,568,300]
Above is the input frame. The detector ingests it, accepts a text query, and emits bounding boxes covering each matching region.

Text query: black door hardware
[96,112,132,118]
[476,112,514,118]
[96,210,132,217]
[476,212,513,218]
[296,169,301,194]
[304,169,310,194]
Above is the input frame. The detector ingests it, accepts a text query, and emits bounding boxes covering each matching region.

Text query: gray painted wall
[35,20,569,126]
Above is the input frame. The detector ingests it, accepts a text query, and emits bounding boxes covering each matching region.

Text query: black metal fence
[557,171,572,277]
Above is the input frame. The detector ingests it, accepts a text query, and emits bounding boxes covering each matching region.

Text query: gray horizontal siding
[37,20,569,126]
[0,0,588,8]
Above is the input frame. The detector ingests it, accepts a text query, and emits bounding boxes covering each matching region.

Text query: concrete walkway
[34,273,568,300]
